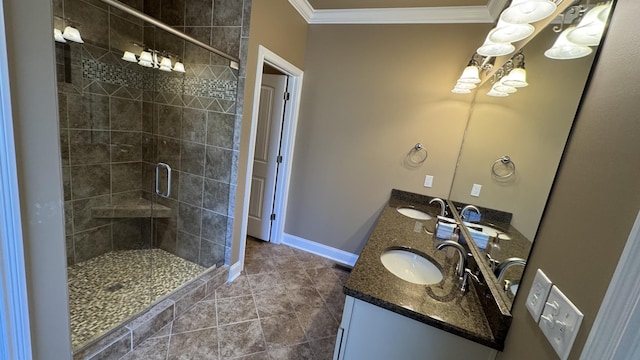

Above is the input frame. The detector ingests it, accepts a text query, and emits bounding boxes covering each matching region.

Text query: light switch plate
[470,184,482,197]
[539,286,584,360]
[526,269,553,321]
[424,175,433,188]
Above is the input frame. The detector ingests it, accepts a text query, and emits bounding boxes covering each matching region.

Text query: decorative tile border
[82,58,237,101]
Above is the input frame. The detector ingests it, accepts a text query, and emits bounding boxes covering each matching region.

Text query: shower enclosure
[53,0,246,350]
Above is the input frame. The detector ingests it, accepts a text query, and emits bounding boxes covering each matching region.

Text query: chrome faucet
[429,198,447,217]
[460,205,481,220]
[436,240,466,279]
[437,240,482,292]
[495,257,527,282]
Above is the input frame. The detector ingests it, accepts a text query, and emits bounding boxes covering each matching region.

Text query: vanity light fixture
[500,0,557,24]
[544,1,611,60]
[452,0,610,96]
[126,42,185,73]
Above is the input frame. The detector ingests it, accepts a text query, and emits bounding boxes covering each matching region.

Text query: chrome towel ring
[403,143,428,167]
[411,143,428,164]
[492,156,516,179]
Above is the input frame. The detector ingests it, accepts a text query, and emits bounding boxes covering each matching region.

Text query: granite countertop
[344,190,502,350]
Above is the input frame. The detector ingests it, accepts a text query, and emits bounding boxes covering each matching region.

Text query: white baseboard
[281,233,359,267]
[228,261,242,282]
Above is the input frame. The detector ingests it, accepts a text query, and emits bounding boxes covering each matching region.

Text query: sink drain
[105,283,124,292]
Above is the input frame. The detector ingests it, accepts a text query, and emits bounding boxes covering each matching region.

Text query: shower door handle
[155,162,172,198]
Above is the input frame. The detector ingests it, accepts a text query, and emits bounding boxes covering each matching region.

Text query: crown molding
[288,0,508,24]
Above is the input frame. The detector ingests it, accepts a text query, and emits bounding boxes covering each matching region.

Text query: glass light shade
[138,61,154,68]
[62,26,84,43]
[545,27,593,60]
[566,4,610,47]
[487,89,509,97]
[160,57,172,68]
[566,23,605,47]
[458,65,481,84]
[488,20,534,43]
[455,82,477,90]
[122,51,138,62]
[493,80,518,94]
[502,68,528,87]
[452,87,472,94]
[597,2,612,23]
[477,36,515,57]
[158,57,172,71]
[139,51,153,63]
[173,62,186,73]
[54,29,66,43]
[500,0,557,24]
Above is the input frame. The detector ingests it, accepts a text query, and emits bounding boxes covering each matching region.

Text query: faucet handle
[461,268,483,292]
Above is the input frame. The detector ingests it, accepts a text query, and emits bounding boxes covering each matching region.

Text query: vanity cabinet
[333,296,498,360]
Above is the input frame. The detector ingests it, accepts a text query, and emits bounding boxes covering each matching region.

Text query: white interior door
[247,74,287,241]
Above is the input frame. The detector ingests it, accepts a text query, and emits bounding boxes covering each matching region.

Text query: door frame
[0,2,33,357]
[579,209,640,359]
[238,45,304,267]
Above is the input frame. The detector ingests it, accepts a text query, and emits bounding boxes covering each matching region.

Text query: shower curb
[73,265,229,360]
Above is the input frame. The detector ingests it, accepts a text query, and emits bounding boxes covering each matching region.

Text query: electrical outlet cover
[526,269,553,321]
[424,175,434,188]
[539,285,584,360]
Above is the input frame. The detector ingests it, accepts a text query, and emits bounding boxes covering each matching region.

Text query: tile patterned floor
[120,237,349,359]
[68,249,206,349]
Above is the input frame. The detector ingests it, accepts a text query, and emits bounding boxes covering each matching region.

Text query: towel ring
[409,143,428,165]
[491,156,516,179]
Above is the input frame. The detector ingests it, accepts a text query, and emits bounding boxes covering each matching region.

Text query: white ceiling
[288,0,508,24]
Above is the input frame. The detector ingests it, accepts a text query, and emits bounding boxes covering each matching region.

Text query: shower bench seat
[92,198,172,219]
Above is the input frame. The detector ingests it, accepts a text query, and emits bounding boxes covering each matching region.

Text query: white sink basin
[397,207,432,221]
[465,223,511,240]
[380,249,443,285]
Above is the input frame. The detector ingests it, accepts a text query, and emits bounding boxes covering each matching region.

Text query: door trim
[580,209,640,359]
[238,45,304,271]
[0,2,33,357]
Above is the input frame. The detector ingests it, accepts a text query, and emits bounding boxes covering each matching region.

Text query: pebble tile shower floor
[68,249,206,348]
[117,237,349,359]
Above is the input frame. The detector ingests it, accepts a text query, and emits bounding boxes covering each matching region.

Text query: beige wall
[285,23,491,254]
[4,0,72,357]
[450,27,595,239]
[231,0,309,262]
[499,1,640,358]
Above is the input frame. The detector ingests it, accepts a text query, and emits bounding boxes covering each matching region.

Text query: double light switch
[525,269,584,360]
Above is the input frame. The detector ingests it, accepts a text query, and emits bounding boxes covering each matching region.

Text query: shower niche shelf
[92,198,172,219]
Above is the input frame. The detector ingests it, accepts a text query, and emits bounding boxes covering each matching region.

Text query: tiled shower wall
[54,0,250,267]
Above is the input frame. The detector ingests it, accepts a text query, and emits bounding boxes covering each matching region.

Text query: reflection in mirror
[449,2,614,309]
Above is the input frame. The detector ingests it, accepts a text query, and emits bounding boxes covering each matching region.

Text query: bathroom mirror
[447,4,614,309]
